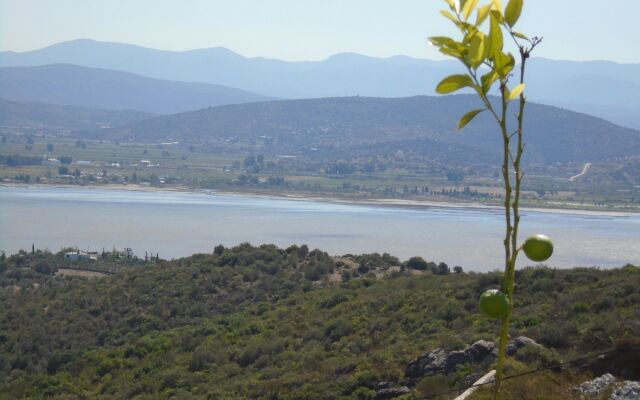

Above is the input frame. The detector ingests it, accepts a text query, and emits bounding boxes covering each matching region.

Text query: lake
[1,186,639,271]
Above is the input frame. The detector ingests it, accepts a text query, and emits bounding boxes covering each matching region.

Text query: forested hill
[0,99,154,133]
[100,95,640,164]
[0,245,638,398]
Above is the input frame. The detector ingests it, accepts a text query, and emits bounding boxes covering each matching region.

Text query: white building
[64,251,97,261]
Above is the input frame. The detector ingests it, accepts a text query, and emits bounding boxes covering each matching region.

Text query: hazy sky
[1,0,639,63]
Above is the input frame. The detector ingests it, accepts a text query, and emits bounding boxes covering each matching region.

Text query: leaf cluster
[430,0,536,128]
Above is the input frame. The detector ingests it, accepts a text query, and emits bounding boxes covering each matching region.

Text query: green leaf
[481,70,499,94]
[428,36,456,48]
[440,10,460,25]
[488,13,504,56]
[508,83,525,100]
[445,0,457,11]
[462,0,480,20]
[476,4,492,25]
[504,0,523,27]
[468,33,486,68]
[494,52,515,77]
[492,0,503,13]
[458,108,486,129]
[436,74,474,94]
[512,31,529,40]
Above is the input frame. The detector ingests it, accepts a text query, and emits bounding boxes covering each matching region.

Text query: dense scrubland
[0,245,638,399]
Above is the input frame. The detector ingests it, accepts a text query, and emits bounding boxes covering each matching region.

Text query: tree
[58,166,69,175]
[429,0,544,396]
[436,262,450,275]
[406,256,429,270]
[46,143,54,153]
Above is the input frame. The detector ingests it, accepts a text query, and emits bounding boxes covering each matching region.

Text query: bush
[319,293,349,309]
[514,345,561,369]
[189,346,216,371]
[538,323,578,348]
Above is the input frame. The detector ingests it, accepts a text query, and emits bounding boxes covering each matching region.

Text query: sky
[1,0,639,63]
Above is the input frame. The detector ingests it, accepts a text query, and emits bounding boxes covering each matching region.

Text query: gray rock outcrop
[406,337,540,380]
[610,381,640,400]
[374,386,410,400]
[574,373,617,396]
[405,340,495,378]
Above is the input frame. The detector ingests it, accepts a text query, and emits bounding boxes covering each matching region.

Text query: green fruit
[523,234,553,262]
[479,289,509,319]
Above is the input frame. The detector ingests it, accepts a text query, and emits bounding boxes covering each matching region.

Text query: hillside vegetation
[1,245,638,399]
[0,99,153,134]
[99,95,640,165]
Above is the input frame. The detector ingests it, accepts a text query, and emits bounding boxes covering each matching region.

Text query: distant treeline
[0,154,42,167]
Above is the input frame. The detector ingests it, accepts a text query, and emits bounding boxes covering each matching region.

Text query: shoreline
[1,182,638,218]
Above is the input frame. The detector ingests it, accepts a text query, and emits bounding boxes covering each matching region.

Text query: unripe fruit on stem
[479,289,509,319]
[523,234,553,262]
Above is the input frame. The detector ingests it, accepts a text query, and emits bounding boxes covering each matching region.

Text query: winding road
[570,163,591,182]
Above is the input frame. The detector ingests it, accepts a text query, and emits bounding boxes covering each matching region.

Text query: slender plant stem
[493,43,536,399]
[493,78,513,399]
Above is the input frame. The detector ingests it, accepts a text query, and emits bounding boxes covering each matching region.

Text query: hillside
[0,99,153,134]
[99,95,640,165]
[0,64,271,114]
[2,39,639,128]
[0,245,638,399]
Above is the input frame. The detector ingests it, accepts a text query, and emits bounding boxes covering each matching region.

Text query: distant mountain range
[1,39,639,129]
[96,95,640,165]
[0,99,153,133]
[0,64,271,114]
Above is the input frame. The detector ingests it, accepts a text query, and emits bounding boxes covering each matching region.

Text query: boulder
[444,350,470,374]
[374,386,410,400]
[491,336,541,357]
[574,373,617,396]
[465,340,495,362]
[405,348,447,378]
[611,381,640,400]
[405,341,495,378]
[406,337,538,380]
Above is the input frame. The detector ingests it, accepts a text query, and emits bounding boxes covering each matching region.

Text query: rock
[512,336,540,348]
[465,340,495,362]
[406,341,496,379]
[491,336,540,357]
[374,386,410,400]
[405,348,447,378]
[611,381,640,400]
[574,373,617,396]
[444,350,470,374]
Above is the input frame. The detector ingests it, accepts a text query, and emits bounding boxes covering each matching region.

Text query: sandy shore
[1,182,638,217]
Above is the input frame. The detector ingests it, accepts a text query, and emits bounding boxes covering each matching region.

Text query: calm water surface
[1,186,639,271]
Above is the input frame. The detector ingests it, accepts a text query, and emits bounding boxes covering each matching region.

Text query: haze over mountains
[2,39,639,129]
[0,64,270,114]
[94,95,640,165]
